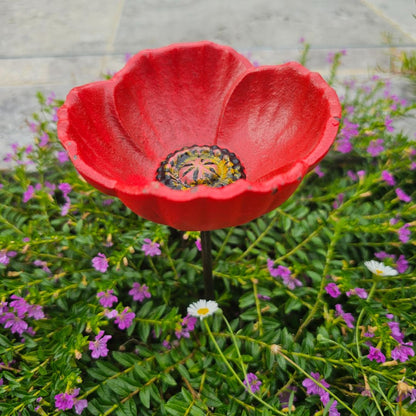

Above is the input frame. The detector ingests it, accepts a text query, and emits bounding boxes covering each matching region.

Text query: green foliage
[0,46,415,415]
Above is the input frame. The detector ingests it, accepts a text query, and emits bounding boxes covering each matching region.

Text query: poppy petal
[216,63,341,183]
[58,81,155,193]
[113,41,252,157]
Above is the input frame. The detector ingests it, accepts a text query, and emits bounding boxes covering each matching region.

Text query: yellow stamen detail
[197,307,209,316]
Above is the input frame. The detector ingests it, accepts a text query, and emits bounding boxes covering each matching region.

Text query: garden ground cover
[0,46,415,415]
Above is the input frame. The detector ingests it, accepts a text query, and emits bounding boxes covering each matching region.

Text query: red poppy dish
[58,41,341,231]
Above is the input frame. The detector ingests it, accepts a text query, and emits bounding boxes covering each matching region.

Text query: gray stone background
[1,0,415,167]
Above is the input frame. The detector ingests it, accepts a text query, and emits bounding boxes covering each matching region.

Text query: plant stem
[204,320,285,415]
[201,231,215,299]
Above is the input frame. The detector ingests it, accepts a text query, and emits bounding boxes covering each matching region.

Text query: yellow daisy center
[197,307,210,316]
[375,269,383,275]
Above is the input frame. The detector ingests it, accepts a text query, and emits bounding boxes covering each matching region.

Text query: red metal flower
[58,41,341,231]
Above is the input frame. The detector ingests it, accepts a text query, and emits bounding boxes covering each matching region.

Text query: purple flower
[33,259,51,274]
[346,287,368,299]
[347,169,365,181]
[92,253,109,272]
[267,260,302,289]
[162,339,171,349]
[336,119,359,154]
[390,216,400,225]
[175,315,197,339]
[102,198,114,206]
[335,304,354,329]
[55,389,87,414]
[374,251,394,261]
[46,91,56,105]
[314,165,325,177]
[97,290,118,308]
[381,170,395,186]
[27,304,45,320]
[58,182,72,196]
[52,107,59,122]
[326,401,340,416]
[29,122,38,133]
[396,188,412,203]
[3,313,28,335]
[39,132,49,147]
[347,170,358,181]
[302,372,330,398]
[384,116,394,132]
[141,239,161,257]
[0,250,11,265]
[74,399,88,415]
[325,283,341,298]
[182,315,197,332]
[174,324,189,340]
[195,238,202,251]
[55,392,74,411]
[60,198,71,216]
[129,282,151,302]
[115,308,135,330]
[327,52,335,63]
[388,321,404,343]
[9,295,29,317]
[337,138,353,154]
[327,50,345,64]
[367,139,384,157]
[303,373,339,413]
[23,185,35,203]
[243,372,262,393]
[367,346,386,363]
[44,182,56,192]
[396,255,409,273]
[345,105,354,115]
[0,301,8,314]
[398,224,411,243]
[56,151,69,163]
[391,342,415,363]
[104,309,118,319]
[399,388,416,404]
[267,259,286,278]
[257,294,271,301]
[89,330,112,359]
[332,193,344,209]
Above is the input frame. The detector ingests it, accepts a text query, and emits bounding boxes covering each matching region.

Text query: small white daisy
[364,260,398,276]
[187,299,219,320]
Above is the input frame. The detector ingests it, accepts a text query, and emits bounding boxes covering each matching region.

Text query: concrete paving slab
[0,0,123,57]
[114,0,413,52]
[0,56,106,87]
[362,0,416,42]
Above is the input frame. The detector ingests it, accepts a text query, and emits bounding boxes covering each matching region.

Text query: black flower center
[156,145,245,190]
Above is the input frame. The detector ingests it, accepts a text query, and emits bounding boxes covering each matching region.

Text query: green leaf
[112,351,138,367]
[106,377,137,396]
[284,297,303,314]
[115,399,137,416]
[139,385,151,408]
